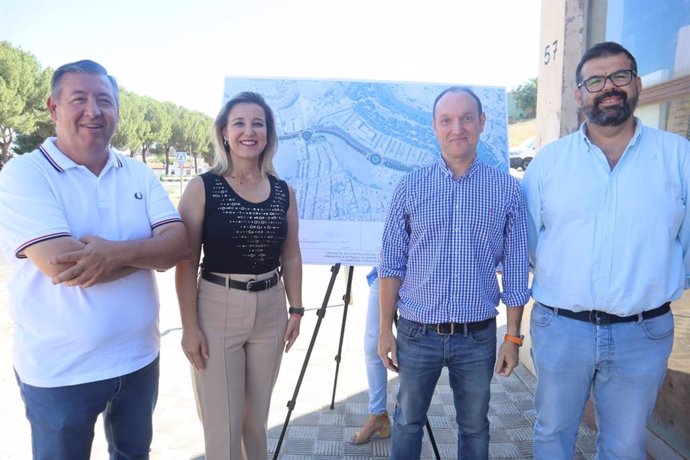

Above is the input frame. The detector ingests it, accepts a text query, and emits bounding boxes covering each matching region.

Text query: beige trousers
[193,270,287,460]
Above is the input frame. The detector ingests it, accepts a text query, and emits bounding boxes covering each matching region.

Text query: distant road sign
[175,152,187,164]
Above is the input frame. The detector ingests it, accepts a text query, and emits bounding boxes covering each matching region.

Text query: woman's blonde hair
[210,91,278,176]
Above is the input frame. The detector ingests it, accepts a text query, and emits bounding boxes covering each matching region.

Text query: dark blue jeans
[16,356,159,460]
[392,317,496,460]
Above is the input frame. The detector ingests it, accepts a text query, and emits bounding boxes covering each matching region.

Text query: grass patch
[508,118,537,148]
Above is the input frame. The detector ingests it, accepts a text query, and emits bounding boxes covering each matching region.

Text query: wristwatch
[289,307,305,316]
[504,334,524,346]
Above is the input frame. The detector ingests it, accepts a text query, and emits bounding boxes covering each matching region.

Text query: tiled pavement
[0,263,600,459]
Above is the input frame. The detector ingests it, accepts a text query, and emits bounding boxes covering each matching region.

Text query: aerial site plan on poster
[224,78,508,265]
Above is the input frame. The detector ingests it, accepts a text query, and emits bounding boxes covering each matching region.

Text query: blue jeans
[16,356,160,460]
[531,303,674,460]
[392,317,496,460]
[365,276,388,414]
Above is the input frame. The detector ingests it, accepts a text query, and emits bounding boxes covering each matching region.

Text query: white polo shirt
[0,138,181,387]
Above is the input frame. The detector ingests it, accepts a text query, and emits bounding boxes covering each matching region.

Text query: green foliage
[512,78,537,119]
[112,89,147,154]
[0,41,51,168]
[169,107,213,172]
[13,118,54,154]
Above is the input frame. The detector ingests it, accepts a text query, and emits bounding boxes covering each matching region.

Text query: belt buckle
[436,323,454,335]
[246,279,259,291]
[590,310,609,324]
[247,277,270,292]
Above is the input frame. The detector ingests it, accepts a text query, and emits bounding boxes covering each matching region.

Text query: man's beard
[581,88,638,127]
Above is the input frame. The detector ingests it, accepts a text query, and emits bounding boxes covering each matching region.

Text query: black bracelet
[289,307,305,316]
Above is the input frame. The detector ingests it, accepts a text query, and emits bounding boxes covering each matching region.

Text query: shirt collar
[39,137,123,173]
[579,117,643,149]
[437,155,481,180]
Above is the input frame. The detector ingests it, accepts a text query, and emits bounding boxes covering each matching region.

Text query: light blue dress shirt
[522,119,690,316]
[379,158,530,324]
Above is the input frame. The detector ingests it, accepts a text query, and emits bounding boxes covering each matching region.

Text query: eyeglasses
[577,69,637,93]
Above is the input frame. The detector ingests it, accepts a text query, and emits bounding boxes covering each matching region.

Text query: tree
[137,98,171,164]
[512,78,537,119]
[160,102,182,174]
[13,118,54,154]
[0,42,51,168]
[112,89,147,155]
[168,108,212,174]
[186,111,213,172]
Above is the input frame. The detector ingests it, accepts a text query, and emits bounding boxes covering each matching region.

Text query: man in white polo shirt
[0,60,189,460]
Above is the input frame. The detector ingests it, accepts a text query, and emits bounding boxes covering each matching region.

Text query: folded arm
[26,221,189,288]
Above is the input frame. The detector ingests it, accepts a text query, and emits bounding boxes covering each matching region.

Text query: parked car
[509,136,536,170]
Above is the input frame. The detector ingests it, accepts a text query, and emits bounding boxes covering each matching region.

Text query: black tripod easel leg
[330,265,354,409]
[272,263,341,460]
[392,315,440,460]
[426,417,441,460]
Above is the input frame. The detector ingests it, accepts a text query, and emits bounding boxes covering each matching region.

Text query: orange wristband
[504,334,524,346]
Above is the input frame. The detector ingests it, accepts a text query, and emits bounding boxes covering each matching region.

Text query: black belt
[201,270,278,292]
[542,302,670,325]
[424,318,493,335]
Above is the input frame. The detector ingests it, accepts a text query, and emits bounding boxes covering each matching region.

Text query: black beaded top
[200,172,289,274]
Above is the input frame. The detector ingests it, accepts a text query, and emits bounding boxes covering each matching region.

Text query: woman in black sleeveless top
[175,92,303,460]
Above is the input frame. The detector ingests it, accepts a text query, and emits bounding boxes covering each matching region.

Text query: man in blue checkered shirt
[377,87,530,460]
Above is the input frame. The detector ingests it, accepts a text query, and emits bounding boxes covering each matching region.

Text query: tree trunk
[0,127,15,170]
[141,144,148,164]
[164,147,170,175]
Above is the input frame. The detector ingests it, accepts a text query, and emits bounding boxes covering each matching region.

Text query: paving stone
[490,442,523,458]
[289,425,319,439]
[313,440,343,456]
[490,427,513,443]
[317,424,344,441]
[506,426,534,442]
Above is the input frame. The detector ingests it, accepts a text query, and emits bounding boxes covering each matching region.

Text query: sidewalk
[0,262,598,459]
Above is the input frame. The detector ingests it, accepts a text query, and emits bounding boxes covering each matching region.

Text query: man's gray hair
[51,60,119,105]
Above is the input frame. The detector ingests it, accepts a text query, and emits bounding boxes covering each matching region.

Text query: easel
[273,264,440,460]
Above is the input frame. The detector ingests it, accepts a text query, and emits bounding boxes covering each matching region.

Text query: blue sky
[2,0,541,117]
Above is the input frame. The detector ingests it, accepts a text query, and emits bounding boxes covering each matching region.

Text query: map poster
[223,78,509,266]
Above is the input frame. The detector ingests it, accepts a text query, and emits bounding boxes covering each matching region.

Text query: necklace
[228,174,263,186]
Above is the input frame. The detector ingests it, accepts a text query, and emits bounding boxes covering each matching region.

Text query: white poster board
[223,78,509,265]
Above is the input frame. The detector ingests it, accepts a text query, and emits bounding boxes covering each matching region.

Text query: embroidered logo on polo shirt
[134,192,143,200]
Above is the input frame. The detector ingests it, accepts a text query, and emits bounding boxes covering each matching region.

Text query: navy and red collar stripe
[39,145,64,172]
[39,144,123,172]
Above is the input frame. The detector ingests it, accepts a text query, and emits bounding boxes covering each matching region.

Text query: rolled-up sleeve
[379,177,409,280]
[500,181,530,307]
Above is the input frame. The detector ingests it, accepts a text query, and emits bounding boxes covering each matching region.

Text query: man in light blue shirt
[522,42,690,459]
[378,87,530,460]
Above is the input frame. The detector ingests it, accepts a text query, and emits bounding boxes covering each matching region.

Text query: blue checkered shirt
[379,158,530,324]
